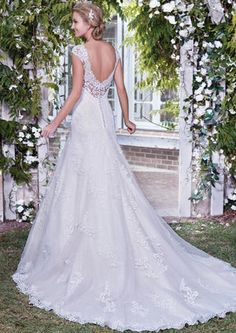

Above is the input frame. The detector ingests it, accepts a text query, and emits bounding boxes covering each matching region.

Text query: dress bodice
[71,43,120,99]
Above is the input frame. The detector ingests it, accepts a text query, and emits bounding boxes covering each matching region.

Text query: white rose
[165,15,176,24]
[17,205,24,213]
[208,42,214,48]
[34,132,41,138]
[162,1,175,12]
[179,29,188,38]
[195,76,203,83]
[214,40,222,48]
[149,0,160,8]
[228,193,236,201]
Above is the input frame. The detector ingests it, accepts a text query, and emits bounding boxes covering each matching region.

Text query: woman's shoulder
[71,43,86,60]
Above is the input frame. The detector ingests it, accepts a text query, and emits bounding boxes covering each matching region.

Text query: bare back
[83,41,117,83]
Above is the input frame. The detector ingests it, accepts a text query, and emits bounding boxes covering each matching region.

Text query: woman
[12,2,236,332]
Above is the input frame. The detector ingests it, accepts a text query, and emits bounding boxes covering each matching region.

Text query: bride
[12,2,236,332]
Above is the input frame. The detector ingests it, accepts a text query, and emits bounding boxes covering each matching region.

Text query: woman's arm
[114,60,136,134]
[41,53,84,138]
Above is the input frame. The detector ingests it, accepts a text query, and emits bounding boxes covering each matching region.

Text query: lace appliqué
[150,292,177,311]
[134,255,168,279]
[130,301,148,317]
[71,44,120,98]
[96,281,116,313]
[179,278,199,304]
[75,211,96,239]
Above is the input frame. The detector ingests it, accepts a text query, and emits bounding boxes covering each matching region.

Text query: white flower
[231,205,236,211]
[193,118,199,125]
[200,68,207,76]
[149,0,160,8]
[22,125,27,130]
[23,210,30,217]
[195,94,204,102]
[197,21,204,28]
[9,85,17,90]
[228,193,236,201]
[27,141,34,147]
[162,1,175,12]
[186,4,194,12]
[26,133,31,139]
[179,29,188,38]
[229,109,236,115]
[165,15,176,24]
[34,132,41,138]
[17,205,24,213]
[208,42,214,48]
[195,76,203,83]
[22,216,27,221]
[214,40,222,48]
[18,132,24,138]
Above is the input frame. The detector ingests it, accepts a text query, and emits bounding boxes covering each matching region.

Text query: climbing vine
[0,0,236,218]
[122,0,236,211]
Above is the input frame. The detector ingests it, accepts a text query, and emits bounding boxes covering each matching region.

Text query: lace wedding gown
[12,43,236,332]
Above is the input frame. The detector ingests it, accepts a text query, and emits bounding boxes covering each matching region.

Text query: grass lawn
[1,220,236,333]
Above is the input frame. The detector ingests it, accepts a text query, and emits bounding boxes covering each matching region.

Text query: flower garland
[137,0,236,211]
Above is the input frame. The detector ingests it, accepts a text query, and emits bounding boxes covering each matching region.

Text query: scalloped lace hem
[12,272,236,332]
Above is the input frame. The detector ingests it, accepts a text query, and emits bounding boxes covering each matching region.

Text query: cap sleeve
[71,44,86,63]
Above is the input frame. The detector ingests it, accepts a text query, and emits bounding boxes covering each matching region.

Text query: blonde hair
[72,2,105,40]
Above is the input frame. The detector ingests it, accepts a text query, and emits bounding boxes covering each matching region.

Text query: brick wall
[47,131,179,172]
[121,145,179,171]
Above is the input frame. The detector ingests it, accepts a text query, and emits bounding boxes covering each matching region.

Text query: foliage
[122,1,178,90]
[0,120,41,185]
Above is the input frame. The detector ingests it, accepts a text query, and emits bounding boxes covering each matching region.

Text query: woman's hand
[41,122,58,138]
[125,120,136,134]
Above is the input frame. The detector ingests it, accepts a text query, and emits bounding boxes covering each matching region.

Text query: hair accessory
[88,8,95,21]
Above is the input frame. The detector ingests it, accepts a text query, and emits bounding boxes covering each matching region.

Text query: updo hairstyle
[72,2,105,40]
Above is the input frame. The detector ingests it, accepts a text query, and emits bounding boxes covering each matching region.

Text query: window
[51,14,178,132]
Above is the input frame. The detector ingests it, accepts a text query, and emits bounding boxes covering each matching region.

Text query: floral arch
[0,0,235,222]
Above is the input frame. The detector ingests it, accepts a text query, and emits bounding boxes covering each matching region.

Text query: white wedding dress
[12,43,236,332]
